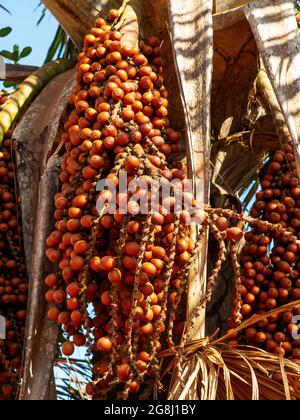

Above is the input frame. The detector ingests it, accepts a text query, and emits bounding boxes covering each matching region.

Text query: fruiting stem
[229,240,242,325]
[0,59,73,145]
[185,218,226,340]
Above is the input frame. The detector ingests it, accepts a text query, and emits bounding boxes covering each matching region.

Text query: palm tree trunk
[16,69,75,400]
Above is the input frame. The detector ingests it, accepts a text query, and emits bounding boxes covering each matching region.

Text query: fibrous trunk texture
[15,70,75,400]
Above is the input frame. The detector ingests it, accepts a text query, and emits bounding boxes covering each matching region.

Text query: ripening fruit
[58,311,70,324]
[90,256,102,272]
[138,351,150,363]
[125,242,140,256]
[101,291,111,305]
[215,217,229,232]
[48,307,60,321]
[66,282,80,297]
[152,246,166,259]
[46,249,62,263]
[62,341,75,356]
[108,8,119,21]
[122,256,137,271]
[45,290,55,303]
[53,290,66,304]
[245,327,257,341]
[42,14,252,397]
[142,262,157,277]
[108,268,122,283]
[97,337,112,352]
[227,227,243,241]
[129,382,140,393]
[125,155,140,173]
[255,332,267,344]
[241,304,252,315]
[74,240,90,254]
[117,364,131,381]
[136,360,147,372]
[100,256,116,271]
[45,273,58,287]
[140,323,153,335]
[71,310,83,324]
[73,334,86,347]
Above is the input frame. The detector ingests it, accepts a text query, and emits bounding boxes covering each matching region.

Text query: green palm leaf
[55,358,92,401]
[35,2,76,63]
[0,4,11,14]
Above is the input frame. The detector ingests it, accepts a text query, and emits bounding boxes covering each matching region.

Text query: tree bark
[213,5,245,30]
[14,69,75,400]
[212,17,258,138]
[1,64,39,83]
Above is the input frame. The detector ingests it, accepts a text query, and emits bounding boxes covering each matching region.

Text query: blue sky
[0,0,58,66]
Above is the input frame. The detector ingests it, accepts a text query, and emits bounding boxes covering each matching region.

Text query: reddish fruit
[62,342,75,356]
[117,364,131,382]
[227,227,243,241]
[100,256,116,271]
[97,337,112,352]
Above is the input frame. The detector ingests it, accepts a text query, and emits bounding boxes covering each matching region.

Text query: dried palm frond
[163,300,300,400]
[165,344,300,401]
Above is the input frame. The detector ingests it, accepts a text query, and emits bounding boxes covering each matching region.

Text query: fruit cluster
[44,10,196,398]
[232,144,300,363]
[0,136,28,400]
[44,9,247,399]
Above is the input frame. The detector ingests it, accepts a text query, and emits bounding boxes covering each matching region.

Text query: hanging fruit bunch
[43,7,249,399]
[230,144,300,365]
[0,134,28,400]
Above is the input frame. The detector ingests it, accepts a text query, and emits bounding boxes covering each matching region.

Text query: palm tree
[2,0,300,400]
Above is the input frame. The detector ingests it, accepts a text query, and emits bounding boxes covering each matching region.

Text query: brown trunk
[15,69,75,400]
[2,64,39,83]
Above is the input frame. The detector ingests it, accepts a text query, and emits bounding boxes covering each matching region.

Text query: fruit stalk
[0,59,74,145]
